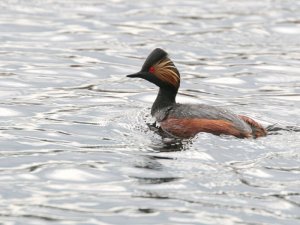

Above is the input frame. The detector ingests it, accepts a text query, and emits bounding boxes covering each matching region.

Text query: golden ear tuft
[153,58,180,88]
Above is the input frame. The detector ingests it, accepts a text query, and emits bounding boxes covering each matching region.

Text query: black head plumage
[127,48,180,89]
[141,48,168,72]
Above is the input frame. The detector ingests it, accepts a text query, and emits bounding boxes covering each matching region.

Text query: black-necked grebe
[127,48,267,138]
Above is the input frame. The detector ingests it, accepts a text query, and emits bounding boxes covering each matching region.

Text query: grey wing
[169,104,252,133]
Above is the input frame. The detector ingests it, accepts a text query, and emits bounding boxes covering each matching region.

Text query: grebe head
[127,48,180,90]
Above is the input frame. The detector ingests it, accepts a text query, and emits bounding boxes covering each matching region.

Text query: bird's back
[157,103,262,138]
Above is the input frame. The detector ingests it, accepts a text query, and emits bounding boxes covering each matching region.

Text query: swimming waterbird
[127,48,267,138]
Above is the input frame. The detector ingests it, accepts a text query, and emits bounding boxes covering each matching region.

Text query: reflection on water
[0,0,300,224]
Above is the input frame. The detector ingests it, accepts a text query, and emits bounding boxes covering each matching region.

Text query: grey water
[0,0,300,224]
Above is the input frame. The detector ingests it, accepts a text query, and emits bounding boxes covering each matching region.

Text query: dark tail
[238,115,267,138]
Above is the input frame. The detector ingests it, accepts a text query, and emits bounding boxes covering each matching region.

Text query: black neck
[151,88,177,116]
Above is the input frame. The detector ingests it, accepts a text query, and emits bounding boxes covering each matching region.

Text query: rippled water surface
[1,0,300,224]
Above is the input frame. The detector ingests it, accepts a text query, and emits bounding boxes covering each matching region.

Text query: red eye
[149,66,155,73]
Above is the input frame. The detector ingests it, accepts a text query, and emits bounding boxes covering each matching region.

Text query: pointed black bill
[127,71,148,78]
[126,72,141,78]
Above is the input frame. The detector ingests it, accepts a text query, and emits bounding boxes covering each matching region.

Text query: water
[0,0,300,224]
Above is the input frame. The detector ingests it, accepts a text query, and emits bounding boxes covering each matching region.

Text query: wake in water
[266,124,300,135]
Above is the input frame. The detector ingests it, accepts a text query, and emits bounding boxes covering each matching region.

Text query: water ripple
[0,0,300,224]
